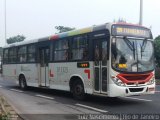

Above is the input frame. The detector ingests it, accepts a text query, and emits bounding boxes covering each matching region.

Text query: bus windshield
[111,37,154,73]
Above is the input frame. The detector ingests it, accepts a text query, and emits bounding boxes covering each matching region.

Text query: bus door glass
[39,47,50,86]
[94,39,108,93]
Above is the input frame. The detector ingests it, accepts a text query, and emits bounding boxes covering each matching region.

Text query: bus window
[102,41,107,66]
[71,35,88,60]
[82,48,88,60]
[8,48,17,63]
[3,49,8,63]
[27,45,36,62]
[94,45,99,66]
[18,46,27,62]
[54,39,69,61]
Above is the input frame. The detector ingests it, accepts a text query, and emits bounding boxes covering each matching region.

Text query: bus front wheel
[19,75,27,90]
[72,80,85,100]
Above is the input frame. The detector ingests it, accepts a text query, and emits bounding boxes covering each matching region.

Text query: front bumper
[108,83,155,97]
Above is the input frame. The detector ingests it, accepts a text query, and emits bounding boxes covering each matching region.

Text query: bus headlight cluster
[111,76,125,86]
[147,77,155,85]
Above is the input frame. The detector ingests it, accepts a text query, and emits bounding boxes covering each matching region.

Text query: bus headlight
[147,77,155,85]
[111,76,125,86]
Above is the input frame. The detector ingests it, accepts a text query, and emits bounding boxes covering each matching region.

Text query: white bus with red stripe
[2,22,155,99]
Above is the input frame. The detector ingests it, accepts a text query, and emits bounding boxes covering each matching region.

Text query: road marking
[0,85,2,88]
[76,103,108,113]
[10,89,23,93]
[155,91,160,93]
[122,97,152,102]
[35,94,54,100]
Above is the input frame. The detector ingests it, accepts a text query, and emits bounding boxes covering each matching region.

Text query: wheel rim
[75,84,83,95]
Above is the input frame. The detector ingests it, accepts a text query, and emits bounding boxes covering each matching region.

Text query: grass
[0,113,11,120]
[0,95,22,120]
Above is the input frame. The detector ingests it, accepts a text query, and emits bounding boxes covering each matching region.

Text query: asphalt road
[0,76,160,120]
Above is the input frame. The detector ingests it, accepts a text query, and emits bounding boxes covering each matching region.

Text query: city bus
[2,22,155,99]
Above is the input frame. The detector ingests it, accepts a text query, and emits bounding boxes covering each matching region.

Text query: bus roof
[3,22,151,48]
[49,23,110,41]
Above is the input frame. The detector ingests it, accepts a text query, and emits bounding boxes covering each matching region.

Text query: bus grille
[129,88,144,92]
[127,82,145,85]
[122,75,149,81]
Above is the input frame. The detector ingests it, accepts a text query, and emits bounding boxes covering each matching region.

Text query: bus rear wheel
[19,75,27,90]
[72,80,85,100]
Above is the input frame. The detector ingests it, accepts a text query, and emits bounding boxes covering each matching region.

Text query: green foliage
[0,113,11,120]
[7,35,26,44]
[55,26,75,33]
[154,35,160,67]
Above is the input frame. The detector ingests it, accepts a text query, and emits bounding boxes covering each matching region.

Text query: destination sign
[112,24,152,38]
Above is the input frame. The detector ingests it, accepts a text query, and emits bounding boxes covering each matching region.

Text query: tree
[55,26,75,33]
[113,18,127,23]
[154,35,160,67]
[7,35,26,44]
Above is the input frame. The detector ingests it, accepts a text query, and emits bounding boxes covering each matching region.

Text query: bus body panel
[48,62,94,94]
[2,64,17,81]
[17,64,39,87]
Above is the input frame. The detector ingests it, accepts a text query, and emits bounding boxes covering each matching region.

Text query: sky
[0,0,159,46]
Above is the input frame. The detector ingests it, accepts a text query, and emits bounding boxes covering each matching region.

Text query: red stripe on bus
[50,35,59,40]
[50,70,54,77]
[117,72,153,84]
[84,69,90,79]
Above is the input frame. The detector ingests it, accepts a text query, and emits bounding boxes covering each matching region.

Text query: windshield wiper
[140,39,147,58]
[124,37,136,60]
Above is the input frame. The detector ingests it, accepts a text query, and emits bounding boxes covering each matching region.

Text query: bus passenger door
[39,47,50,87]
[94,39,108,93]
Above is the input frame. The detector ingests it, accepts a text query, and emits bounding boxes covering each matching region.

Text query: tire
[72,80,85,100]
[19,75,27,90]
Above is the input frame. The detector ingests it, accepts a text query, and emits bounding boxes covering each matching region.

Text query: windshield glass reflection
[111,38,154,72]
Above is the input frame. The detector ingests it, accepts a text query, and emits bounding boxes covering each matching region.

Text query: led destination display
[112,24,152,38]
